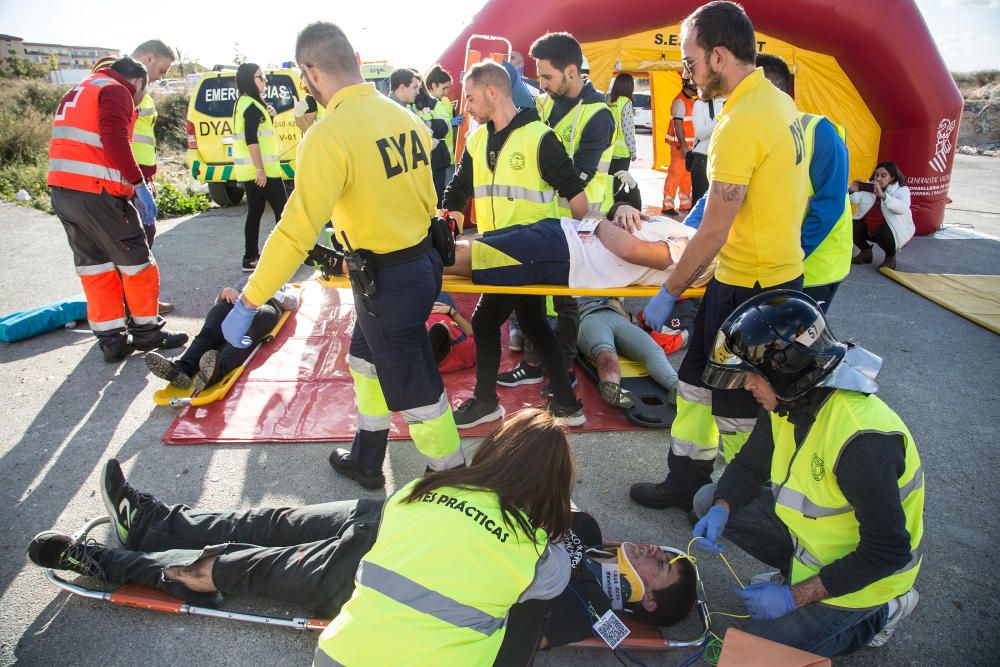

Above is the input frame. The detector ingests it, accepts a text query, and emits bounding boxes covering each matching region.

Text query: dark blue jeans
[693,483,889,657]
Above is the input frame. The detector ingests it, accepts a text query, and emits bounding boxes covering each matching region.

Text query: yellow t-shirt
[245,82,436,305]
[708,68,807,288]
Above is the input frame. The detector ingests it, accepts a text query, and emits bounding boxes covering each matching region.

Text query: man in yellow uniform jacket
[222,22,463,487]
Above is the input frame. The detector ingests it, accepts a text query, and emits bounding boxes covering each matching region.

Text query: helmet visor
[703,328,754,390]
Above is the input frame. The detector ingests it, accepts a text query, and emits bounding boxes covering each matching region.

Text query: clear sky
[1,0,998,73]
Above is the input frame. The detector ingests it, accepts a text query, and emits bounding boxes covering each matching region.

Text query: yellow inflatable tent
[582,25,879,182]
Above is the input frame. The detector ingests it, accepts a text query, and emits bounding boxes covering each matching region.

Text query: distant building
[0,34,118,70]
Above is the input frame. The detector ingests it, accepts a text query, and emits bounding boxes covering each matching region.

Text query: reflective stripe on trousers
[716,416,757,462]
[669,382,719,461]
[348,355,463,468]
[349,354,391,432]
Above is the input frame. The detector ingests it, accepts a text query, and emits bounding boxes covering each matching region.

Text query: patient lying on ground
[446,206,716,289]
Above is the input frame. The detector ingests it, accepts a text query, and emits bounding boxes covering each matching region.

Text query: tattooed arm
[664,180,746,295]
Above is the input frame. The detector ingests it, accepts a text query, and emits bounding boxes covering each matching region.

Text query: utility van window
[194,74,299,118]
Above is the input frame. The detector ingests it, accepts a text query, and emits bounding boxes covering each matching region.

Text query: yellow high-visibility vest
[770,390,924,609]
[231,95,281,181]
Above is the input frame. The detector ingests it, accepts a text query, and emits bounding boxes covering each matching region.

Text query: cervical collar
[591,543,646,610]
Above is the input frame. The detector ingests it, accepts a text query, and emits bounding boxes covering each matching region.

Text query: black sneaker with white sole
[541,372,578,399]
[144,352,192,388]
[101,458,151,548]
[453,397,505,429]
[547,398,586,427]
[27,531,108,580]
[497,362,545,387]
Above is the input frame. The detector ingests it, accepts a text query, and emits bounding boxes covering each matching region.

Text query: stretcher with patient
[152,284,302,408]
[44,515,713,654]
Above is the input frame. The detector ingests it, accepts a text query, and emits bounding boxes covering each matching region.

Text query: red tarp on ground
[163,281,645,444]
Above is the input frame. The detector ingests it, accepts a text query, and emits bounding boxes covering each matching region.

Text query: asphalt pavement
[1,155,998,666]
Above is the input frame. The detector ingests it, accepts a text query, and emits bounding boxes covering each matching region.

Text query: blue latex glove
[643,286,679,331]
[736,583,796,620]
[450,115,465,126]
[133,183,158,226]
[221,300,257,349]
[692,505,729,553]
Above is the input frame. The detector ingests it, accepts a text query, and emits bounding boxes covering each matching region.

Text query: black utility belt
[367,235,432,269]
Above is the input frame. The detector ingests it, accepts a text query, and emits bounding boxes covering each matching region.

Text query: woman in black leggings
[233,63,287,271]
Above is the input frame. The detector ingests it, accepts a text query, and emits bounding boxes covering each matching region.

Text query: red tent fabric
[437,0,962,235]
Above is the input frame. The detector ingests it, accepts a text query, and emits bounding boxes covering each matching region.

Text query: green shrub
[0,160,51,212]
[0,105,51,165]
[20,80,66,116]
[155,92,190,152]
[155,182,211,217]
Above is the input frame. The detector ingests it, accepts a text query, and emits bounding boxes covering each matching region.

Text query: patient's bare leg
[595,350,635,408]
[595,222,672,270]
[595,350,622,385]
[164,555,218,593]
[445,239,473,277]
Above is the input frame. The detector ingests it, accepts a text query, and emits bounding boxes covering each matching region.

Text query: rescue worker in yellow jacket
[316,408,576,667]
[692,290,923,657]
[222,22,464,487]
[528,32,617,397]
[440,61,589,430]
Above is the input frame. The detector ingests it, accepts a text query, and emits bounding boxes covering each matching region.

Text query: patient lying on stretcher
[445,205,717,290]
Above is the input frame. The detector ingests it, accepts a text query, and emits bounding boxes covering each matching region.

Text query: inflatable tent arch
[437,0,962,235]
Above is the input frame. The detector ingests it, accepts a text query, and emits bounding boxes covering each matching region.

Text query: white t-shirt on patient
[560,217,697,289]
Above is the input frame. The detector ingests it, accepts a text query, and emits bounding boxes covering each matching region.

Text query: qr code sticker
[593,609,630,649]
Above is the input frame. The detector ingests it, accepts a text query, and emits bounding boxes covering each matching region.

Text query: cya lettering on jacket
[418,491,510,543]
[376,130,430,180]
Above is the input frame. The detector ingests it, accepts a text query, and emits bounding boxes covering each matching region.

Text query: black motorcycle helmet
[703,290,847,401]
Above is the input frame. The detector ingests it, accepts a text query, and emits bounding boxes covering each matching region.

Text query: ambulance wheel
[208,182,244,207]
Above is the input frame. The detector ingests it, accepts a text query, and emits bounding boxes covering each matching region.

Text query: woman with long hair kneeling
[316,408,576,666]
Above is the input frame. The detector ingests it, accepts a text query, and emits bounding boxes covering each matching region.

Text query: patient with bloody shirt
[426,292,476,372]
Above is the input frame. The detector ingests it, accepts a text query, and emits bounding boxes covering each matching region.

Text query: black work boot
[629,453,714,511]
[27,531,108,580]
[145,352,192,388]
[133,330,189,352]
[852,247,873,265]
[99,333,134,363]
[329,448,385,489]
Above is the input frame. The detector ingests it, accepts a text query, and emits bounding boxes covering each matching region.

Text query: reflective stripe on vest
[466,121,560,232]
[131,93,157,167]
[800,113,853,287]
[770,391,924,609]
[609,97,631,159]
[666,93,696,147]
[231,95,282,181]
[537,94,616,217]
[432,97,456,162]
[357,561,506,635]
[316,481,546,666]
[47,73,135,198]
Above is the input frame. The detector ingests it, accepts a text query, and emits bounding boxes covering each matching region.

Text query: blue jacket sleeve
[802,119,849,258]
[683,194,708,229]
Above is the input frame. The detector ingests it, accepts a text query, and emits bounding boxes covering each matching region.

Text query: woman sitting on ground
[849,161,914,270]
[145,283,298,390]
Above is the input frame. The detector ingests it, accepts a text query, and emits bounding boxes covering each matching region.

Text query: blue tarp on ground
[0,295,86,343]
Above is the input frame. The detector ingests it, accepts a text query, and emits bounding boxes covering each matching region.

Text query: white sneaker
[868,588,919,648]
